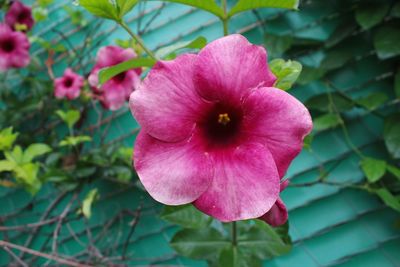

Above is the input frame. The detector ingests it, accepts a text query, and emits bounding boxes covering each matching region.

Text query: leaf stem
[221,0,229,36]
[119,21,158,61]
[232,221,237,247]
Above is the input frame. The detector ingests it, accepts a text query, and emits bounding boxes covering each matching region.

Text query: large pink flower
[130,35,312,222]
[0,23,30,71]
[54,68,84,100]
[89,46,142,111]
[5,1,34,31]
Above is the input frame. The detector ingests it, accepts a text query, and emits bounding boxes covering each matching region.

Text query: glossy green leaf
[5,146,23,164]
[161,204,212,229]
[155,36,207,59]
[23,143,52,163]
[239,221,291,260]
[356,92,388,110]
[355,4,389,30]
[219,246,261,267]
[373,26,400,59]
[384,114,400,159]
[0,127,18,151]
[116,0,138,18]
[306,93,354,112]
[79,0,119,21]
[156,0,224,18]
[373,188,400,212]
[59,136,92,147]
[82,188,99,218]
[360,157,387,183]
[170,228,230,260]
[56,109,81,130]
[98,57,156,85]
[313,113,342,131]
[270,59,302,90]
[229,0,299,17]
[387,165,400,181]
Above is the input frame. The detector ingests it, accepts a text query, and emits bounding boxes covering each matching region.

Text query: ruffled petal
[194,34,276,103]
[193,142,280,222]
[134,131,213,205]
[101,83,127,110]
[242,87,312,178]
[130,54,210,142]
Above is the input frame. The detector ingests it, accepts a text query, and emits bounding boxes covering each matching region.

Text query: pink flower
[5,1,34,31]
[130,35,312,222]
[0,23,30,71]
[89,46,142,111]
[54,68,84,100]
[259,180,289,226]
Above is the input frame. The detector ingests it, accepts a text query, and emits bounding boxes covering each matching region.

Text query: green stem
[221,0,229,36]
[232,221,237,247]
[119,21,157,61]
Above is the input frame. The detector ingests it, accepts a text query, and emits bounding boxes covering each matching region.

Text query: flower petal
[194,34,276,103]
[101,83,127,110]
[259,198,288,227]
[193,142,280,222]
[130,54,210,142]
[134,131,213,205]
[243,87,313,178]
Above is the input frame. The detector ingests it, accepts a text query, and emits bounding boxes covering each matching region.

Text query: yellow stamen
[218,113,231,125]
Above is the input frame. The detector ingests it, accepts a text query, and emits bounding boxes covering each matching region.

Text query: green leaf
[79,0,119,21]
[238,221,291,260]
[59,136,92,147]
[171,228,230,260]
[56,109,81,130]
[23,143,52,163]
[384,114,400,159]
[82,189,99,219]
[297,66,326,85]
[303,134,313,151]
[313,113,342,131]
[161,204,212,229]
[219,246,261,267]
[14,163,41,195]
[116,0,138,18]
[229,0,299,17]
[0,160,15,172]
[155,0,224,18]
[373,26,400,59]
[98,57,156,86]
[355,4,389,30]
[306,93,354,112]
[372,188,400,212]
[264,34,293,58]
[387,165,400,181]
[32,7,48,22]
[270,59,302,90]
[360,157,387,183]
[4,146,23,164]
[356,92,388,110]
[155,36,207,59]
[0,127,18,151]
[395,69,400,98]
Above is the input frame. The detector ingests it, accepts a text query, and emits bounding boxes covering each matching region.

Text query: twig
[0,217,58,232]
[3,246,29,267]
[0,240,94,267]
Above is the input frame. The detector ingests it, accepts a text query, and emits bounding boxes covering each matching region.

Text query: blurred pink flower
[130,34,312,222]
[5,1,34,31]
[89,46,142,111]
[54,68,84,100]
[0,23,30,71]
[259,180,289,226]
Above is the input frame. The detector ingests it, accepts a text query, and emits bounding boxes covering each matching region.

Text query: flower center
[0,39,15,53]
[202,103,243,146]
[63,77,73,88]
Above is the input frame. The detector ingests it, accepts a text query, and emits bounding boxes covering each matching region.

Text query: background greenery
[0,0,399,266]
